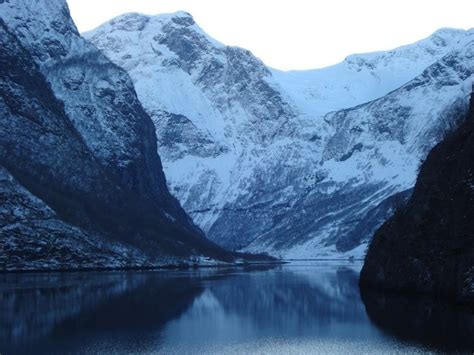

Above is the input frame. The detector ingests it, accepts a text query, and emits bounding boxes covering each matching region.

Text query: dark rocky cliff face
[360,90,474,303]
[0,9,232,270]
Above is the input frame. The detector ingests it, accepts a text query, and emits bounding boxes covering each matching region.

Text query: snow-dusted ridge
[272,27,474,117]
[85,12,473,259]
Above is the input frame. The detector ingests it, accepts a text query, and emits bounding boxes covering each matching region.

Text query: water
[0,261,472,354]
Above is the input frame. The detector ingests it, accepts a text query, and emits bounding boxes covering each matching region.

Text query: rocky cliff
[360,90,474,303]
[0,1,233,270]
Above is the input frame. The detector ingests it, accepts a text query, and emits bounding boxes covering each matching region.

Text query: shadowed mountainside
[360,90,474,303]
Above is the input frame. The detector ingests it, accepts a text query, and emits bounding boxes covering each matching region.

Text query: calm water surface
[0,261,472,354]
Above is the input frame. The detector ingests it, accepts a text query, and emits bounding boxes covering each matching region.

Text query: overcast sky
[67,0,474,71]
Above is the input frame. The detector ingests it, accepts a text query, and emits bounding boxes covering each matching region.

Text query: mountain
[272,28,472,117]
[360,89,474,303]
[86,12,474,258]
[0,1,235,271]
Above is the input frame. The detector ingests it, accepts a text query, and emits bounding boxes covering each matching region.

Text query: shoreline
[0,260,289,275]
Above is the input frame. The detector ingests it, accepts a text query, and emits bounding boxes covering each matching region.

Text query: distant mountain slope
[0,2,234,270]
[360,90,474,303]
[87,12,474,258]
[272,28,474,116]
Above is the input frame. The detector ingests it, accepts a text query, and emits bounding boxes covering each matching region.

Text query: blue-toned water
[0,261,472,354]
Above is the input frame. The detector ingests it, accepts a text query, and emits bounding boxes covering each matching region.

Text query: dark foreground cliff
[0,1,235,271]
[360,90,474,303]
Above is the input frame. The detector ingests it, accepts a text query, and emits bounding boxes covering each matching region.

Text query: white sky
[67,0,474,71]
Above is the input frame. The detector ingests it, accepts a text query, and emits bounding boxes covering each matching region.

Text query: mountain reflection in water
[0,262,471,354]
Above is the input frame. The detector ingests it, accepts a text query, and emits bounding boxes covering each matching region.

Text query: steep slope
[87,12,474,258]
[360,90,474,303]
[1,1,186,223]
[85,12,297,235]
[0,2,234,270]
[0,19,147,269]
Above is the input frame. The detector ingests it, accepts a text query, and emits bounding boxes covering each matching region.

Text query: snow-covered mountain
[86,12,297,236]
[272,28,472,117]
[0,1,236,270]
[87,12,474,258]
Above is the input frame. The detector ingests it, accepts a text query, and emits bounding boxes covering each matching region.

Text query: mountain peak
[430,27,469,38]
[428,27,470,48]
[108,12,151,32]
[169,11,195,24]
[0,0,81,64]
[101,11,196,33]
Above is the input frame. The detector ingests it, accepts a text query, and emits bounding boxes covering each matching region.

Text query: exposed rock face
[87,12,474,258]
[360,91,474,303]
[0,2,232,270]
[1,0,183,219]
